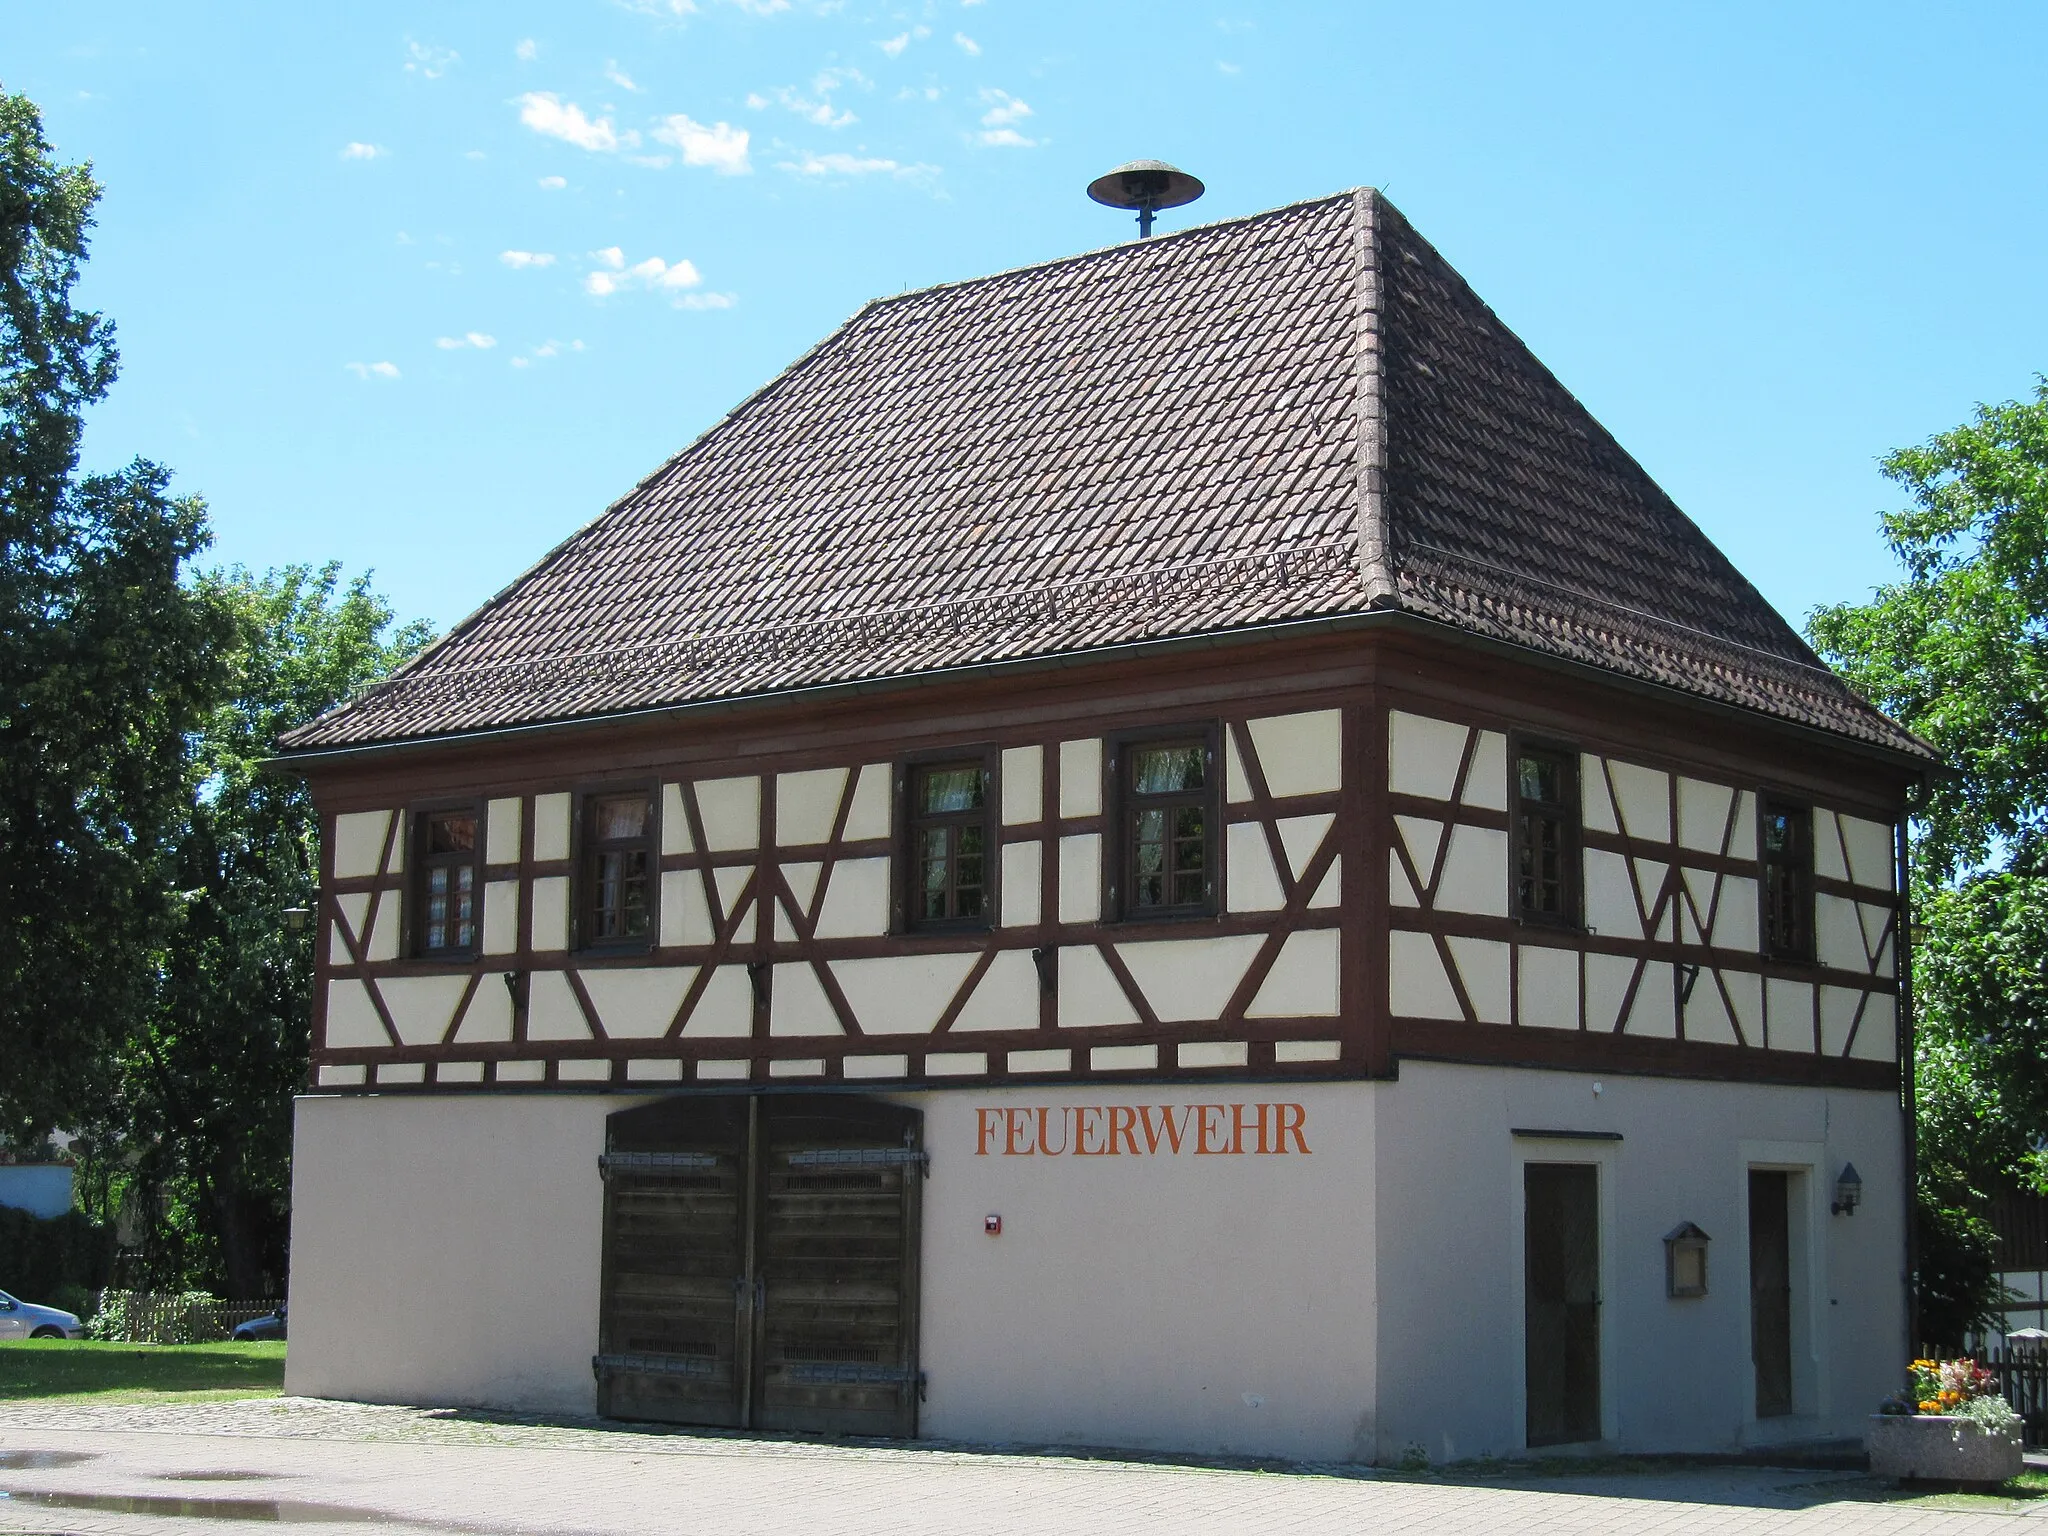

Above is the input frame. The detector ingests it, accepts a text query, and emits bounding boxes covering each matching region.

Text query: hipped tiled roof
[281,190,1928,760]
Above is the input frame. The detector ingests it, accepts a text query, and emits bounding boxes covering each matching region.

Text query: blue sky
[6,2,2045,639]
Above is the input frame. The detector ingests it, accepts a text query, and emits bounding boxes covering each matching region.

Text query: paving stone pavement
[0,1399,2041,1536]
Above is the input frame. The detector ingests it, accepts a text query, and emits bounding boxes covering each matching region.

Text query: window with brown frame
[1760,797,1813,961]
[1120,737,1214,918]
[909,762,990,928]
[413,807,480,957]
[1514,745,1579,925]
[580,791,654,949]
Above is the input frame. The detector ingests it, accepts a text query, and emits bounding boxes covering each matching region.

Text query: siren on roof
[1086,160,1204,239]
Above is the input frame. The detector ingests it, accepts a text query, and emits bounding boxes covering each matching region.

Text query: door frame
[1735,1139,1826,1431]
[1509,1136,1619,1451]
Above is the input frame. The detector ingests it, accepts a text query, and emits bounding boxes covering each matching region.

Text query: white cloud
[751,86,853,128]
[651,114,750,173]
[538,175,568,190]
[405,39,459,78]
[618,0,798,15]
[515,37,539,60]
[954,32,980,55]
[517,92,630,152]
[878,25,929,56]
[464,149,488,160]
[750,66,868,128]
[977,88,1035,145]
[345,361,400,380]
[605,60,642,91]
[582,250,720,305]
[340,141,384,161]
[778,151,936,180]
[897,83,943,102]
[979,88,1031,127]
[500,250,556,268]
[1217,60,1241,75]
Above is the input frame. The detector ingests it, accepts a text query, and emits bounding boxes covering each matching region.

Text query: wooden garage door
[753,1096,924,1436]
[596,1093,923,1436]
[595,1095,751,1427]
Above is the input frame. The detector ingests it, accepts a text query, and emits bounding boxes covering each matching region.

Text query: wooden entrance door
[1749,1169,1793,1418]
[1525,1162,1601,1447]
[596,1093,923,1436]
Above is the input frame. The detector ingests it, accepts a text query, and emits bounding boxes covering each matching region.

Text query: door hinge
[783,1362,921,1386]
[786,1147,929,1171]
[593,1352,716,1380]
[599,1150,721,1178]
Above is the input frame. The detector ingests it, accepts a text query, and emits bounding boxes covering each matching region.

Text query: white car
[0,1289,85,1340]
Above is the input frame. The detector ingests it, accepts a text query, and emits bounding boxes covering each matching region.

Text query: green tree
[119,566,429,1297]
[0,89,239,1141]
[1810,380,2048,1337]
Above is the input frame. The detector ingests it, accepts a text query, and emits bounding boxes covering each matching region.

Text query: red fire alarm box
[984,1213,1002,1236]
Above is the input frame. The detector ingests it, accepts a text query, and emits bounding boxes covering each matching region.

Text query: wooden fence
[91,1290,281,1344]
[1923,1346,2048,1446]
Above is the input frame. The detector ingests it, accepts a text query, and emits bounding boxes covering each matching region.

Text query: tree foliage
[1810,383,2048,885]
[0,90,239,1140]
[113,566,429,1296]
[1811,381,2048,1335]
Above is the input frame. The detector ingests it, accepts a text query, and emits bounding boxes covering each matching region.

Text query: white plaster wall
[1371,1062,1906,1462]
[286,1092,629,1413]
[913,1082,1377,1460]
[287,1066,1902,1464]
[332,811,393,879]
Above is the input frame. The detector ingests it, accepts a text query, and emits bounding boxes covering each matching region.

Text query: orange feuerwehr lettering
[1139,1105,1190,1154]
[1004,1107,1035,1156]
[1035,1106,1070,1156]
[1107,1105,1140,1156]
[1073,1106,1105,1156]
[975,1107,1002,1156]
[1275,1102,1310,1154]
[1195,1105,1229,1154]
[1229,1102,1273,1155]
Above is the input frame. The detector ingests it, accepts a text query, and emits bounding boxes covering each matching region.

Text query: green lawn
[0,1339,286,1404]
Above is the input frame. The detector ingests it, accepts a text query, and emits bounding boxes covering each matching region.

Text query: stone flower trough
[1866,1414,2023,1490]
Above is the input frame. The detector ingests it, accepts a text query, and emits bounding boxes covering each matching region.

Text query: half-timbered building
[277,188,1932,1462]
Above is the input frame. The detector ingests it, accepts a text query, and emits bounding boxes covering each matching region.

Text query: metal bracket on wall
[1031,946,1056,995]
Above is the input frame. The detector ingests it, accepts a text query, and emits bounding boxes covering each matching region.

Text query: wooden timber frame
[293,614,1921,1097]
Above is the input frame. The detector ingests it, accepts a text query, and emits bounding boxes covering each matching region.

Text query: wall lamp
[1830,1163,1863,1216]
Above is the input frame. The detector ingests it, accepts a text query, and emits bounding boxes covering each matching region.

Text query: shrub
[86,1289,224,1343]
[0,1207,114,1303]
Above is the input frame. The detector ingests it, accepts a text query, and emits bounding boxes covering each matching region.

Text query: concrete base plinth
[1866,1414,2023,1489]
